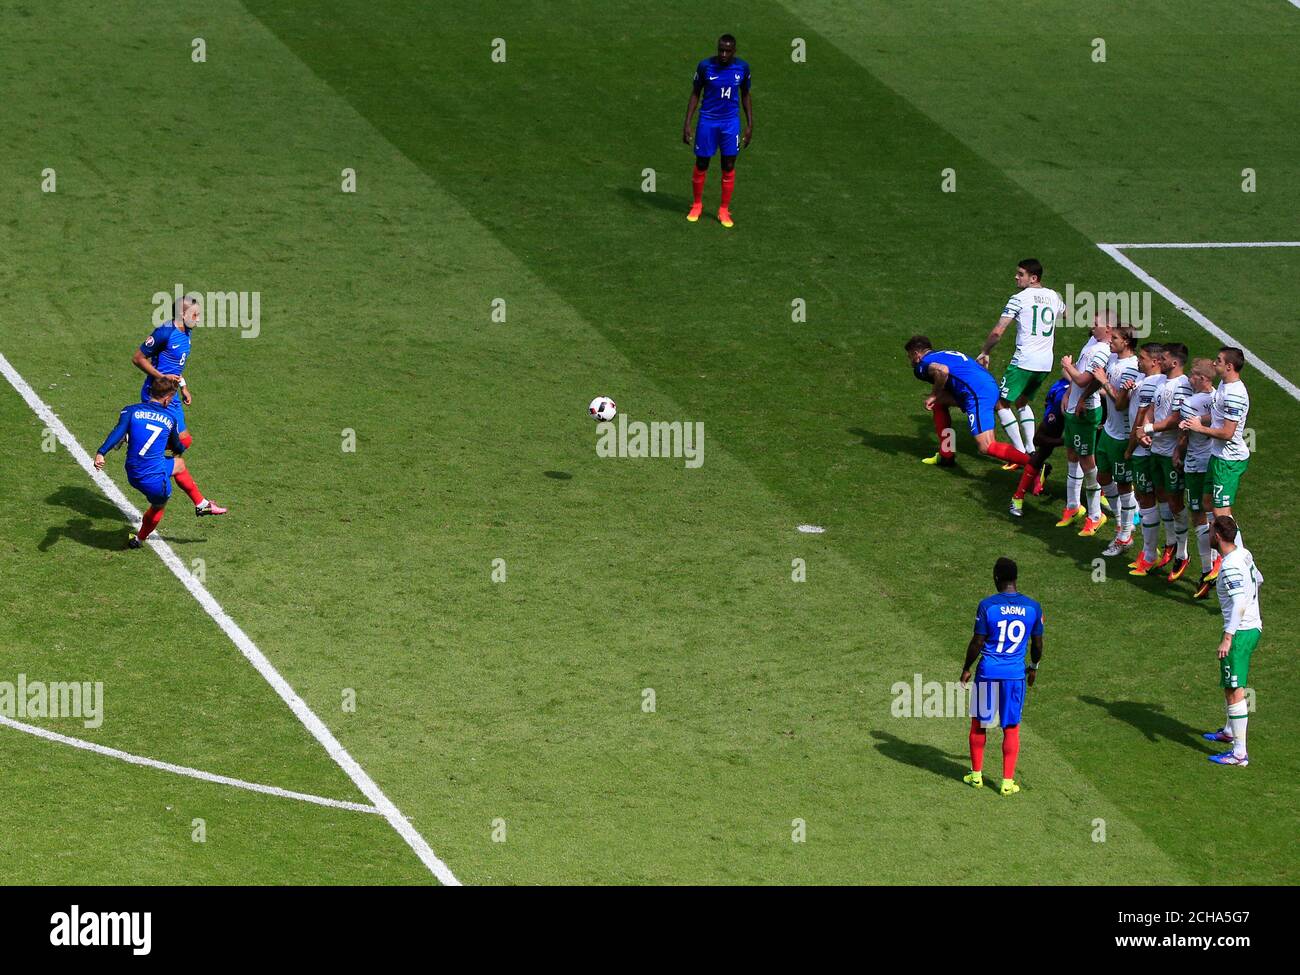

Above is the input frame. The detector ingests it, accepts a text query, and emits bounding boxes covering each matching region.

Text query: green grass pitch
[0,0,1296,884]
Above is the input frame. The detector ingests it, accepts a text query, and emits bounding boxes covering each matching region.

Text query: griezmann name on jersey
[97,403,183,480]
[973,591,1044,681]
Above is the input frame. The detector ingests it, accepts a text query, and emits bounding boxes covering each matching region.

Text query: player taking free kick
[94,376,227,547]
[682,34,752,228]
[961,557,1044,797]
[904,336,1031,469]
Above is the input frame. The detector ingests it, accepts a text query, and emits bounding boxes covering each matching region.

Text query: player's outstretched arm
[95,409,131,463]
[977,317,1012,365]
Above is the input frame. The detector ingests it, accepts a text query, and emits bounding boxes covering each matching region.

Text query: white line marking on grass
[1101,241,1300,250]
[0,352,462,886]
[0,714,381,815]
[1096,243,1300,405]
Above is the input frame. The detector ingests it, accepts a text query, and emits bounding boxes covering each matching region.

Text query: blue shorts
[956,380,999,437]
[128,458,176,507]
[142,390,187,435]
[694,116,741,158]
[970,676,1025,728]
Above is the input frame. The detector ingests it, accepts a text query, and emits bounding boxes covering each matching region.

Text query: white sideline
[1096,243,1300,405]
[1101,241,1300,250]
[0,714,380,815]
[0,353,461,886]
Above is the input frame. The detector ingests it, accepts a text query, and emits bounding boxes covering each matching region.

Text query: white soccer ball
[588,396,617,422]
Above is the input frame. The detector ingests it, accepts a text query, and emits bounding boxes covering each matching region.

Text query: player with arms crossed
[682,34,752,228]
[94,376,228,547]
[1181,346,1251,525]
[976,258,1064,466]
[1091,325,1141,555]
[961,557,1044,797]
[904,336,1031,469]
[1008,377,1069,517]
[132,295,200,452]
[1176,358,1220,597]
[1056,315,1113,535]
[1202,516,1261,767]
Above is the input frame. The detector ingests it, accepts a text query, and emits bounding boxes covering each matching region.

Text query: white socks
[1084,466,1102,520]
[998,408,1026,453]
[1017,405,1036,445]
[1118,490,1137,541]
[1174,507,1189,560]
[1066,460,1083,509]
[1140,505,1160,560]
[1228,700,1249,758]
[1158,502,1174,550]
[1196,522,1213,573]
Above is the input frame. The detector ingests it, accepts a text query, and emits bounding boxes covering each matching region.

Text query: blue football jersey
[139,321,192,400]
[973,592,1044,680]
[97,402,183,480]
[693,57,750,120]
[915,350,997,408]
[1044,378,1070,421]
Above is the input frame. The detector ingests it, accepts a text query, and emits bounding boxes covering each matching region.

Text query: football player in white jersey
[1125,343,1168,575]
[1057,316,1113,535]
[976,259,1065,464]
[1138,343,1193,581]
[1181,346,1251,524]
[1091,326,1141,556]
[1202,515,1261,767]
[1175,359,1219,598]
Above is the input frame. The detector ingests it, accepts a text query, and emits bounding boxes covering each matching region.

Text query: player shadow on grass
[616,186,693,214]
[1077,695,1214,754]
[870,730,970,782]
[41,486,205,551]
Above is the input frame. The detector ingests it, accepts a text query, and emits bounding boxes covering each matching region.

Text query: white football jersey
[1065,335,1110,412]
[1210,379,1251,460]
[1151,374,1192,457]
[1131,373,1166,457]
[1217,545,1262,632]
[1180,390,1214,473]
[1102,353,1140,440]
[1001,287,1064,372]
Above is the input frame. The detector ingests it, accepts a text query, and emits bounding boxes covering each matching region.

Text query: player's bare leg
[717,154,736,227]
[172,456,228,517]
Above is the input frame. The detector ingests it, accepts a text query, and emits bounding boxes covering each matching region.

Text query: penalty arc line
[1095,243,1300,406]
[0,352,461,886]
[0,714,381,815]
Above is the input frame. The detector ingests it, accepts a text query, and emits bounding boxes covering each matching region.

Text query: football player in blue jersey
[132,295,200,452]
[960,558,1044,796]
[682,34,752,227]
[903,335,1032,469]
[93,376,228,548]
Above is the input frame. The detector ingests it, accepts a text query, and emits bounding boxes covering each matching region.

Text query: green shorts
[1000,365,1048,403]
[1153,453,1184,494]
[1063,407,1103,457]
[1220,628,1260,689]
[1096,432,1131,482]
[1131,453,1156,495]
[1209,456,1249,508]
[1184,470,1208,512]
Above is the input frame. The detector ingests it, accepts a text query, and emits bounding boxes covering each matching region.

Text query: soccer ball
[588,396,617,422]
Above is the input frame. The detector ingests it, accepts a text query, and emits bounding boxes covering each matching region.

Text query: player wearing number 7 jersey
[93,376,227,548]
[960,557,1044,796]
